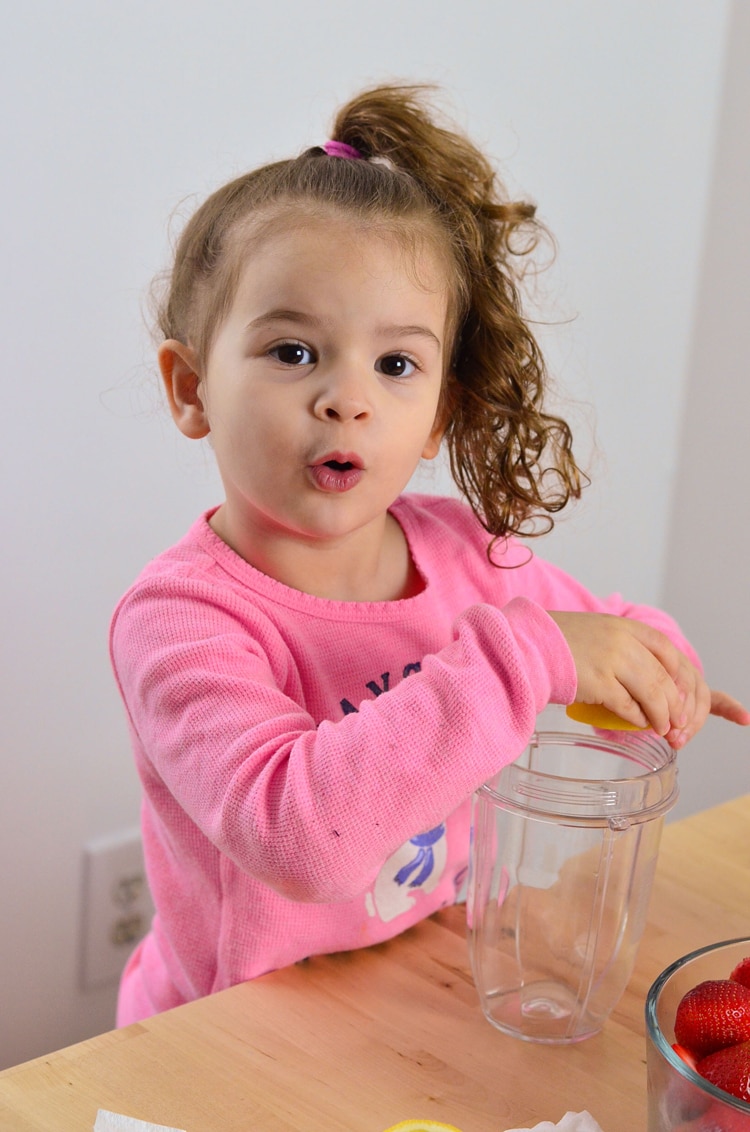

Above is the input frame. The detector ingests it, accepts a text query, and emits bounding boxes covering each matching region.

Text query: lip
[310,451,364,470]
[308,451,365,493]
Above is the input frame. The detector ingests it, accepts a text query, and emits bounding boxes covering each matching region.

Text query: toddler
[111,84,748,1025]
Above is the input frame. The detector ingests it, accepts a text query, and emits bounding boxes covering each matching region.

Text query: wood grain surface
[1,796,748,1132]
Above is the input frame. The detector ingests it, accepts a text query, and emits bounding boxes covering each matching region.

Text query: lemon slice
[382,1122,464,1132]
[566,703,647,731]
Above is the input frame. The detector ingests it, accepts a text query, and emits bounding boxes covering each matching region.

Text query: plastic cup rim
[477,732,679,822]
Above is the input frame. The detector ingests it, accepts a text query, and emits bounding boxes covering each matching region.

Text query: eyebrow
[246,309,324,332]
[246,309,442,350]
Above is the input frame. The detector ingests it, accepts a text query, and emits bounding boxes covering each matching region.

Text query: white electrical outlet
[80,827,154,990]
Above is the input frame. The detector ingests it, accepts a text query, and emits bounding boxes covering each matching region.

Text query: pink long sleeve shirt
[110,494,697,1024]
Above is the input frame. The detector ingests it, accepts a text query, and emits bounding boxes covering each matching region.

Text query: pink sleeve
[110,584,575,904]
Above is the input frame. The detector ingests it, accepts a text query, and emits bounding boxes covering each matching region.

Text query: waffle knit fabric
[110,494,698,1023]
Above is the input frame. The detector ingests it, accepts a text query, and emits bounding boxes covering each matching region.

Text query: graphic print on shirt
[364,821,448,922]
[339,663,422,716]
[340,663,449,924]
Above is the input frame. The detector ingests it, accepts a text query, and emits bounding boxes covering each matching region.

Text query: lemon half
[382,1122,464,1132]
[566,702,646,731]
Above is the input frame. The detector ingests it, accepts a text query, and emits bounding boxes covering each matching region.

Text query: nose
[312,367,372,423]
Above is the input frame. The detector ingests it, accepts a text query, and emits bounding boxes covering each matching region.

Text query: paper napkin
[505,1112,604,1132]
[94,1111,186,1132]
[95,1108,603,1132]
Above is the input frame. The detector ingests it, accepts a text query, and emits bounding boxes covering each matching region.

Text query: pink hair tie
[323,140,363,160]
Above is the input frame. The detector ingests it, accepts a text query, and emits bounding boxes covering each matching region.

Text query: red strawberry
[730,957,750,990]
[675,980,750,1059]
[696,1040,750,1105]
[673,1042,699,1071]
[683,1100,750,1132]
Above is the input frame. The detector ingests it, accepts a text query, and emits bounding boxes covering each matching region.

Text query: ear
[421,373,456,460]
[158,340,210,439]
[421,418,445,461]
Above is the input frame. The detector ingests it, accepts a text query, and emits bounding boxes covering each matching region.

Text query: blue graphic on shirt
[340,659,449,924]
[393,825,446,887]
[365,822,449,923]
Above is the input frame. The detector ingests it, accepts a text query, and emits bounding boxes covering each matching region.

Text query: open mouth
[324,459,355,471]
[309,453,364,492]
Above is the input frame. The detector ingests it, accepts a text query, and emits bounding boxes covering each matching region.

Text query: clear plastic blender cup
[467,705,678,1043]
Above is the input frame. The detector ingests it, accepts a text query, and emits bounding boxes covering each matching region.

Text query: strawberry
[730,957,750,990]
[673,1042,699,1071]
[674,979,750,1059]
[682,1101,750,1132]
[696,1040,750,1105]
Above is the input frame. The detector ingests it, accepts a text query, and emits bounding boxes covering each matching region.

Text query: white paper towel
[94,1110,186,1132]
[92,1107,602,1132]
[505,1112,604,1132]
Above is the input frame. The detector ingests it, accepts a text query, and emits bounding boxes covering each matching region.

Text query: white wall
[659,0,750,820]
[0,0,736,1067]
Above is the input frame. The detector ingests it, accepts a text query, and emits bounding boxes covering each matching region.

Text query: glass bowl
[646,938,750,1131]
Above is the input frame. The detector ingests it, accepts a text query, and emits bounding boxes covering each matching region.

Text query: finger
[619,623,692,732]
[613,664,675,736]
[630,629,707,732]
[651,649,698,732]
[602,683,651,730]
[710,689,750,725]
[674,660,703,734]
[691,679,712,734]
[667,677,711,749]
[639,653,689,735]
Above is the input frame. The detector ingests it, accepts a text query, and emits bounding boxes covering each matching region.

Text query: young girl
[111,83,748,1025]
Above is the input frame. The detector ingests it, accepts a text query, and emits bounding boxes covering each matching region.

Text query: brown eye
[270,343,314,365]
[376,354,416,378]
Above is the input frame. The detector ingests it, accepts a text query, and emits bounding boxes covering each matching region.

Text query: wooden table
[2,797,748,1132]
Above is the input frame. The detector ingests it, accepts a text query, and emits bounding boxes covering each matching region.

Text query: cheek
[216,397,295,466]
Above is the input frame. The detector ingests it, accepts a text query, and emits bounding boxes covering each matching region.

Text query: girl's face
[161,215,450,570]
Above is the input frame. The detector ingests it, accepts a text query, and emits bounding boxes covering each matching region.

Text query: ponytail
[330,83,586,543]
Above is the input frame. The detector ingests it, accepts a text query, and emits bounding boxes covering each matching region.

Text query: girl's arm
[111,580,574,904]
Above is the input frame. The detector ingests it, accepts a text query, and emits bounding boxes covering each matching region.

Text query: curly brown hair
[154,82,586,544]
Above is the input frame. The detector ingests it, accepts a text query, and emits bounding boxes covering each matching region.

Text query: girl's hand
[548,611,750,749]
